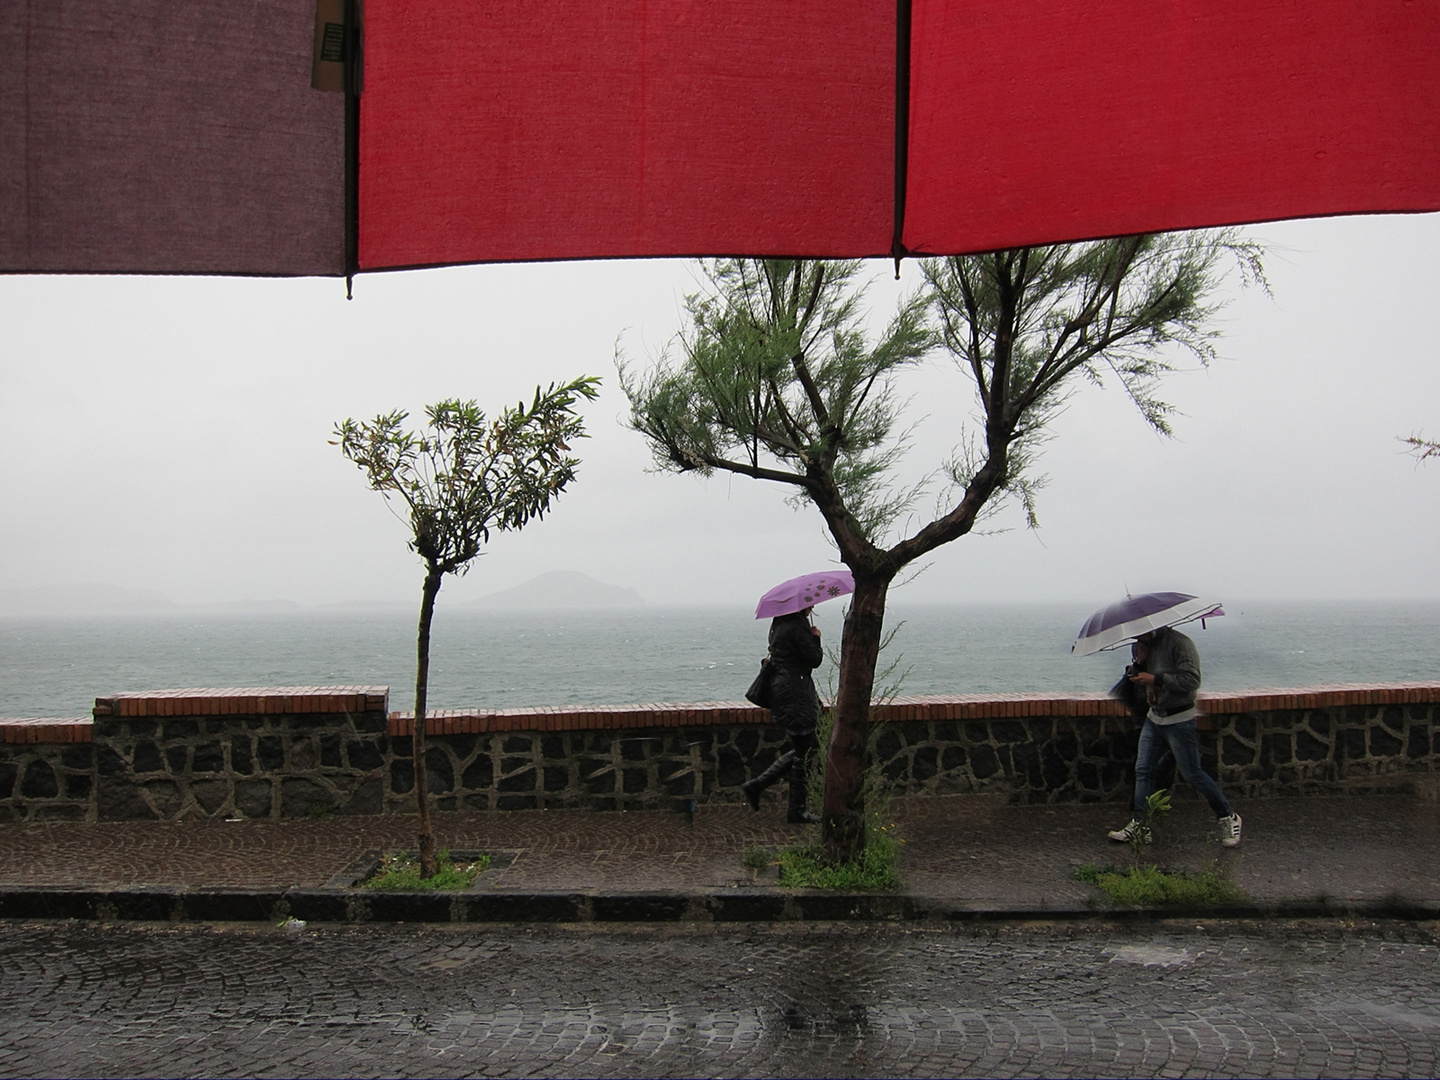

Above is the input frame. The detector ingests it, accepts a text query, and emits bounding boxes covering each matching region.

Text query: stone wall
[1,685,1436,822]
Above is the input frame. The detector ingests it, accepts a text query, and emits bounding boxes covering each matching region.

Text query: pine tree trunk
[821,573,889,863]
[412,565,443,879]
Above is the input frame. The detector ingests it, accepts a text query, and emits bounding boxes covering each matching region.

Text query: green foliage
[364,849,491,892]
[334,377,600,575]
[777,824,902,890]
[1073,862,1246,907]
[620,259,934,544]
[1131,788,1172,866]
[741,845,772,870]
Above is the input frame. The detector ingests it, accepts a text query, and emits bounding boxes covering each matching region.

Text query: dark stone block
[131,741,163,774]
[0,761,16,797]
[623,767,648,794]
[735,729,760,758]
[661,771,695,796]
[142,779,183,819]
[193,742,225,773]
[496,793,537,810]
[1029,719,1053,742]
[463,793,491,810]
[874,729,902,762]
[592,894,690,922]
[585,732,615,754]
[621,737,655,761]
[1368,725,1404,758]
[280,777,332,818]
[940,745,966,771]
[63,773,92,800]
[1076,760,1100,791]
[350,709,387,734]
[498,765,536,792]
[1233,714,1257,741]
[424,747,454,793]
[319,735,343,768]
[1222,735,1255,768]
[503,735,532,754]
[234,779,273,818]
[963,721,989,743]
[32,803,87,821]
[1410,728,1432,760]
[97,777,156,820]
[1013,744,1043,788]
[934,721,960,742]
[343,778,383,815]
[581,763,616,794]
[970,744,999,780]
[1263,734,1293,765]
[289,739,317,770]
[391,758,414,795]
[461,755,494,789]
[881,755,909,782]
[717,747,746,788]
[192,779,231,815]
[184,890,284,923]
[20,761,59,799]
[544,766,570,792]
[447,734,477,759]
[1040,745,1070,791]
[992,721,1026,745]
[229,736,254,775]
[165,746,190,773]
[436,796,457,811]
[390,739,413,759]
[94,746,127,778]
[1295,730,1329,762]
[912,746,938,782]
[346,738,385,771]
[60,746,93,770]
[1339,728,1367,761]
[256,736,285,772]
[686,731,715,755]
[1382,705,1404,730]
[1306,711,1333,736]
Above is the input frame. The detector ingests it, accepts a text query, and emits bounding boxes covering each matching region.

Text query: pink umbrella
[755,571,855,620]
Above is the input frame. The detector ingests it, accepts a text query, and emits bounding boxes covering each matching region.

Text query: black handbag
[744,656,774,708]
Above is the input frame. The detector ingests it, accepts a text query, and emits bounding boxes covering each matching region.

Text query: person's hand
[1128,671,1155,686]
[811,626,821,637]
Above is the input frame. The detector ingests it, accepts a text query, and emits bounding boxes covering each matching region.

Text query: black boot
[742,752,794,811]
[787,770,817,824]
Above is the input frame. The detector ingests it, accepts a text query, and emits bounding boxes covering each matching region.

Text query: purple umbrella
[1071,592,1224,656]
[755,570,855,619]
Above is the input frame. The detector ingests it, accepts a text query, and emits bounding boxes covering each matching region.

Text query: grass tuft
[364,848,491,892]
[741,845,772,870]
[1074,862,1246,907]
[777,825,902,891]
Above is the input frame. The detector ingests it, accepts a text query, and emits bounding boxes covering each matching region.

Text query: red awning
[3,0,1437,278]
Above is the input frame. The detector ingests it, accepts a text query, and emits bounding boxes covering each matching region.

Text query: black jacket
[767,612,824,735]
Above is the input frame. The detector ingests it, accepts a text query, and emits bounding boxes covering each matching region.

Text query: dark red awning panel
[3,1,1436,277]
[357,0,896,270]
[0,1,344,276]
[903,0,1440,254]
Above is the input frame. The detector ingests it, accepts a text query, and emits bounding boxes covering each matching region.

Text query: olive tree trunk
[412,565,443,878]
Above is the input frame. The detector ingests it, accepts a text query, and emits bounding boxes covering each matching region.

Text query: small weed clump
[364,849,490,892]
[1074,862,1246,907]
[741,845,772,870]
[777,824,902,891]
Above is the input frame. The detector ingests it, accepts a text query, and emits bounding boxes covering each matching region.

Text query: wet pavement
[0,794,1437,918]
[2,918,1438,1078]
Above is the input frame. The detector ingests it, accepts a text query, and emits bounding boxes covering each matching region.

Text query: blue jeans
[1133,717,1233,820]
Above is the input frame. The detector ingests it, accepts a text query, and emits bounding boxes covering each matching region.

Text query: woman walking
[742,605,824,824]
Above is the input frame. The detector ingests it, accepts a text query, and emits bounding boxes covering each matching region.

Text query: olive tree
[334,377,599,875]
[622,236,1263,861]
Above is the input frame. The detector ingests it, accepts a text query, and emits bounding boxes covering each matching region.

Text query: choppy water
[1,601,1437,718]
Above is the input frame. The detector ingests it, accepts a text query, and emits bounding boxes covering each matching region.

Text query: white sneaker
[1107,820,1151,844]
[1219,813,1243,848]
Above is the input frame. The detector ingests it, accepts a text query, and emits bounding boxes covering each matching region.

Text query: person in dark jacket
[741,606,823,824]
[1108,625,1242,848]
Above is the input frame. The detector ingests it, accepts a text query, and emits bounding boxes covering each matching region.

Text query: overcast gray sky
[1,212,1437,610]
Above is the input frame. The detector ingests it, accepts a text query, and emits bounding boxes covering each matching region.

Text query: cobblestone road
[2,919,1438,1078]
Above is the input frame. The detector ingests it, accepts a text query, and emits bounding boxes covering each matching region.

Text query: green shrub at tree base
[778,826,902,891]
[364,849,491,892]
[1073,863,1246,907]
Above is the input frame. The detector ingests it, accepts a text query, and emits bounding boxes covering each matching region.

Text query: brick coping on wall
[3,682,1438,744]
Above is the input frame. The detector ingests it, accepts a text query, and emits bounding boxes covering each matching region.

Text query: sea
[1,601,1438,719]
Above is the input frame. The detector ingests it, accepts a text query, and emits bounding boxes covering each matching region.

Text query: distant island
[465,571,644,610]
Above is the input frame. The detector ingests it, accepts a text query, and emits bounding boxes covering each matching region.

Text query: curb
[2,887,1438,925]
